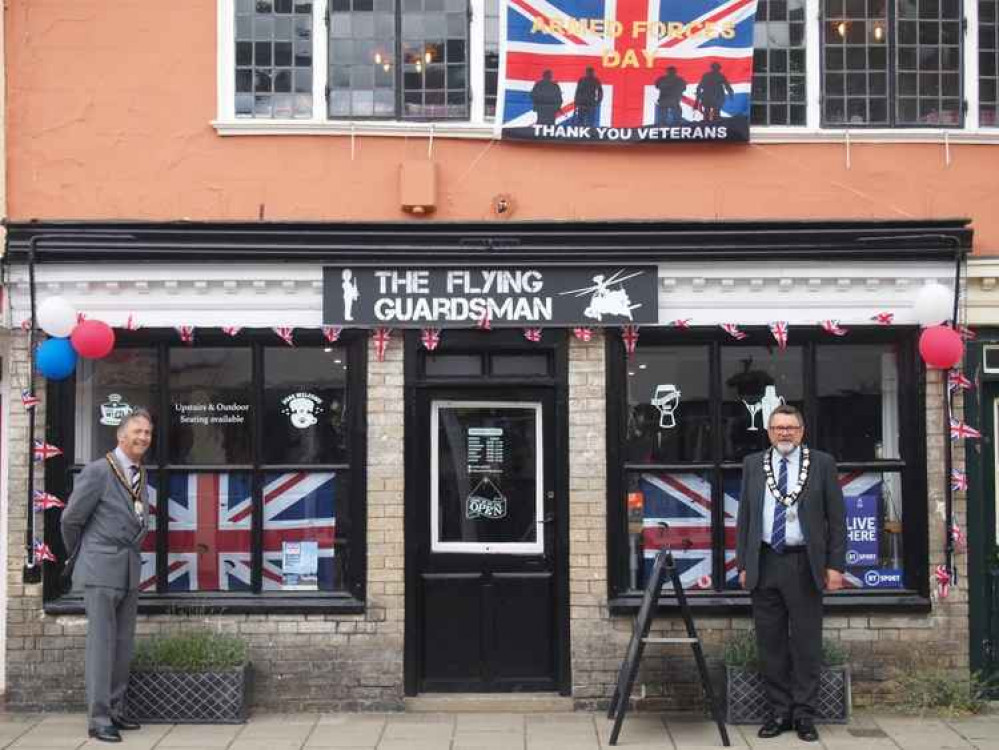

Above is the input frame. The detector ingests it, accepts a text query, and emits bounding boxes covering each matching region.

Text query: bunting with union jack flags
[138,472,338,593]
[497,0,760,142]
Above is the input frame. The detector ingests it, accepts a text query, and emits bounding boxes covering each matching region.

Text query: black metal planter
[725,665,851,724]
[126,664,250,724]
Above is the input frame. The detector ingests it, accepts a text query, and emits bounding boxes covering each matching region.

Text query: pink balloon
[918,325,964,370]
[70,320,116,359]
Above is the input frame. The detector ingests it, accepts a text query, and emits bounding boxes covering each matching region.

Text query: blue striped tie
[771,457,788,552]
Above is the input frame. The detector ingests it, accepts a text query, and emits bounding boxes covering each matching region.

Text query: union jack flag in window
[638,472,739,591]
[497,0,759,143]
[140,472,339,593]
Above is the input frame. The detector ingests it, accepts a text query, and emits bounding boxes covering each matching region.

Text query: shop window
[61,332,366,607]
[610,329,922,600]
[981,0,999,125]
[821,0,962,127]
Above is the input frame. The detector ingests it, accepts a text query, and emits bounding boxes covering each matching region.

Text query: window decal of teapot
[743,385,784,432]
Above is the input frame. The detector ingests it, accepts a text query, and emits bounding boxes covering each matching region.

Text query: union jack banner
[221,326,242,337]
[951,523,967,552]
[671,318,692,328]
[33,490,65,511]
[523,327,543,342]
[176,326,195,344]
[33,541,57,564]
[124,314,141,331]
[476,311,493,331]
[951,468,968,492]
[139,472,337,592]
[273,327,295,346]
[955,324,976,340]
[950,418,982,441]
[871,312,894,325]
[21,389,40,410]
[421,327,441,351]
[948,370,974,392]
[372,327,392,361]
[639,473,739,590]
[621,324,639,356]
[720,323,746,340]
[20,318,31,331]
[819,320,848,336]
[572,327,593,342]
[322,325,343,343]
[497,0,760,142]
[769,320,788,350]
[33,440,63,462]
[934,564,951,598]
[76,312,87,324]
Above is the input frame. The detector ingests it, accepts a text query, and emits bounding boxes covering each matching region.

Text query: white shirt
[113,446,138,477]
[761,445,805,547]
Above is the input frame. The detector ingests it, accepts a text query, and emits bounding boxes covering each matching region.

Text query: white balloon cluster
[912,282,954,326]
[36,297,77,338]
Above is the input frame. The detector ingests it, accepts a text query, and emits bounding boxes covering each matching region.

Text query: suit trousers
[84,585,139,729]
[750,546,823,721]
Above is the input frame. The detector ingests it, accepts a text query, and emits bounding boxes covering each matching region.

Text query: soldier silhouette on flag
[531,70,563,125]
[573,66,603,126]
[695,62,734,122]
[654,66,687,125]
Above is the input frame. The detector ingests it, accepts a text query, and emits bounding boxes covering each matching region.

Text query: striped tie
[771,457,788,553]
[129,465,140,490]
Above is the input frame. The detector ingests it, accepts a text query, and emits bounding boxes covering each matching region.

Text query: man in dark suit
[735,405,845,743]
[62,410,152,743]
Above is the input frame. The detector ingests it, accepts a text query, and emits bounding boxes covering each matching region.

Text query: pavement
[0,710,995,750]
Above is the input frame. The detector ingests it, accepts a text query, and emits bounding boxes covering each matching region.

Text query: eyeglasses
[769,425,802,433]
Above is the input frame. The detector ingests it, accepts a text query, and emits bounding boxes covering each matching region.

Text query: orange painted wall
[7,0,999,251]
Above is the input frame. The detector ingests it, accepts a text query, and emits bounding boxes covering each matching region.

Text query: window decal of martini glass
[743,385,785,432]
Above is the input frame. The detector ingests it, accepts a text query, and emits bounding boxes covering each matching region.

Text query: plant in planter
[126,629,250,724]
[723,628,851,725]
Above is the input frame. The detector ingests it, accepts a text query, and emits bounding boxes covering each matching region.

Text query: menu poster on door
[468,427,505,474]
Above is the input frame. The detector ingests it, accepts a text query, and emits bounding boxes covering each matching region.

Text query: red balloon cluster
[71,320,116,359]
[919,325,964,369]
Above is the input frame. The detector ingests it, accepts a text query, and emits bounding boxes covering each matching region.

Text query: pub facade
[1,0,995,712]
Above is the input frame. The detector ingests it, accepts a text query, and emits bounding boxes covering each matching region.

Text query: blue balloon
[36,337,78,380]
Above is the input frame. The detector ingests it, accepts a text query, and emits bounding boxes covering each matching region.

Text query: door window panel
[169,349,253,465]
[263,347,348,464]
[432,402,542,553]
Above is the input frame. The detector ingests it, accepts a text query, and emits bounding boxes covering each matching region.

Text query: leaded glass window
[751,0,808,126]
[981,0,999,125]
[235,0,314,118]
[822,0,962,126]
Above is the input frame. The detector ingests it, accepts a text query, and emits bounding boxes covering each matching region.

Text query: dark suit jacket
[735,447,846,591]
[61,455,149,591]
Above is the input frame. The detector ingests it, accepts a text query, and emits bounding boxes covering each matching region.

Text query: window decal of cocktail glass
[651,384,681,429]
[743,384,785,431]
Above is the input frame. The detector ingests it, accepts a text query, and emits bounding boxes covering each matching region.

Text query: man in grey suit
[62,410,152,743]
[735,405,845,744]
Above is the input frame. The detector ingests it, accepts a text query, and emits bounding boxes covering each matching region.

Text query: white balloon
[913,282,954,326]
[36,297,77,338]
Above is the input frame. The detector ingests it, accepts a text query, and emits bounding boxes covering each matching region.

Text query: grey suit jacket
[61,455,149,591]
[735,447,846,591]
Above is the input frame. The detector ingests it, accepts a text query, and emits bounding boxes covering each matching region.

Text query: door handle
[541,513,556,525]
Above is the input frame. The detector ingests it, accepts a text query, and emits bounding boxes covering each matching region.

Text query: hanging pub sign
[495,0,759,143]
[322,266,658,327]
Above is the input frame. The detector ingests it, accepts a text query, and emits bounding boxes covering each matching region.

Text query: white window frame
[430,400,544,555]
[215,0,999,142]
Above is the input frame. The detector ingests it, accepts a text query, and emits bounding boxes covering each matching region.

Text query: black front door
[408,387,561,692]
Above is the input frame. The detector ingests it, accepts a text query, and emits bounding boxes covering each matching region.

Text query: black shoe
[757,716,793,738]
[110,715,141,731]
[88,726,122,743]
[795,718,820,742]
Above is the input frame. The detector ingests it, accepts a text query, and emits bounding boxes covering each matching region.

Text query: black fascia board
[4,218,972,264]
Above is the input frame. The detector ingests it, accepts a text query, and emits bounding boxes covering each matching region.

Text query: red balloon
[919,325,964,369]
[70,320,116,359]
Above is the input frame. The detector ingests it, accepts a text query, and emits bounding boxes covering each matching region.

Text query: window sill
[608,589,931,615]
[44,592,366,616]
[212,118,999,144]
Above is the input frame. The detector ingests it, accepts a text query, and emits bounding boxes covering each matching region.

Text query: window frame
[42,328,368,614]
[216,0,999,137]
[605,326,931,613]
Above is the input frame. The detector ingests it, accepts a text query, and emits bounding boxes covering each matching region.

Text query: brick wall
[5,332,408,712]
